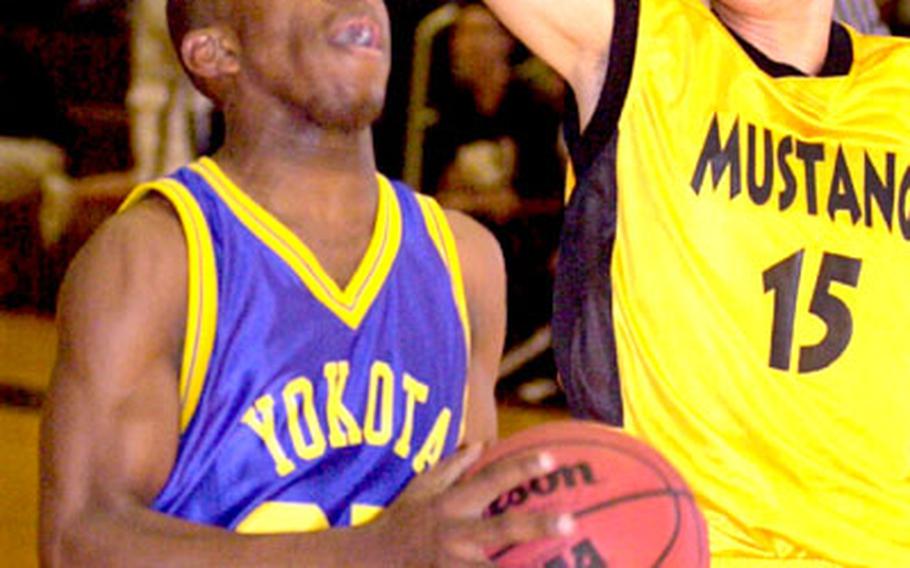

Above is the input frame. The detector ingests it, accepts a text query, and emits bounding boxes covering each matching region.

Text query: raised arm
[481,0,615,129]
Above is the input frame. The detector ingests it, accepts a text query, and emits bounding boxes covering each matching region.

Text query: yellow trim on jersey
[415,194,472,444]
[415,195,471,352]
[235,501,329,534]
[190,157,402,330]
[119,180,219,433]
[564,161,576,203]
[417,196,447,267]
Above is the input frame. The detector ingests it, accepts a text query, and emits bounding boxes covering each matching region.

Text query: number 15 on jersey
[763,249,862,374]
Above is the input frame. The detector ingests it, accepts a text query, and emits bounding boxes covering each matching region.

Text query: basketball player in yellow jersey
[480,0,910,564]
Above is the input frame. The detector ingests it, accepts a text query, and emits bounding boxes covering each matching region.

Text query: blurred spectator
[424,3,565,219]
[372,0,448,178]
[421,2,565,360]
[127,0,213,183]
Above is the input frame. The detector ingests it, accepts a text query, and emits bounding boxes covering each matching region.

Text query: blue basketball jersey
[120,157,470,533]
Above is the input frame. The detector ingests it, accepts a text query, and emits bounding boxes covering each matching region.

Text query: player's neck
[212,114,380,222]
[218,113,375,183]
[713,2,834,76]
[218,130,376,176]
[222,97,376,168]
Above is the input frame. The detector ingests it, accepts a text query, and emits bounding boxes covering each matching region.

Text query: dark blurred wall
[0,3,68,26]
[373,0,448,180]
[1,1,131,176]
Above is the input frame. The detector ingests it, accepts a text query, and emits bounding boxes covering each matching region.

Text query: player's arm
[39,198,312,566]
[445,209,508,444]
[480,0,614,130]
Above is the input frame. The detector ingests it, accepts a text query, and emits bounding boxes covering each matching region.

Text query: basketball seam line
[488,489,695,562]
[478,431,698,566]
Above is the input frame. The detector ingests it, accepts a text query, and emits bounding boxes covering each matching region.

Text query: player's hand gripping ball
[469,420,709,567]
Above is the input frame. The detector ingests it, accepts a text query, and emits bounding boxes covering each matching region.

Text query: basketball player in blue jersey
[38,0,576,564]
[480,0,910,565]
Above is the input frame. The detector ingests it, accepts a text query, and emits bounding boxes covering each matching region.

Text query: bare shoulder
[441,208,507,309]
[55,195,188,382]
[70,196,185,270]
[441,209,505,279]
[60,196,186,315]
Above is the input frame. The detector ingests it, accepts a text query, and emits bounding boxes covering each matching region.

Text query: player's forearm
[480,0,613,86]
[480,0,613,131]
[43,504,382,568]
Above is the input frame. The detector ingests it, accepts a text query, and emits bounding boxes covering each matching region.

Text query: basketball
[469,420,709,567]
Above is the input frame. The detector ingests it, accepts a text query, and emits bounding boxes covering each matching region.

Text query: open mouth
[329,17,383,52]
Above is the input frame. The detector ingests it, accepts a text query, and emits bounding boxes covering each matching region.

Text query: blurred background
[0,0,570,400]
[1,0,906,565]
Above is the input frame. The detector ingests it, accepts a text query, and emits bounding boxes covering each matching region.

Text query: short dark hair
[166,0,213,57]
[165,0,218,99]
[165,0,190,56]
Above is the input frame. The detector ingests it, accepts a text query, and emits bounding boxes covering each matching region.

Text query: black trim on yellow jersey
[554,0,640,427]
[554,136,625,426]
[720,19,854,78]
[564,0,640,178]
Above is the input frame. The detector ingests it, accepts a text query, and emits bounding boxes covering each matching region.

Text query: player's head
[166,0,391,131]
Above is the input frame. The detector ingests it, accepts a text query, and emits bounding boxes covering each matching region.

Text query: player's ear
[180,26,241,80]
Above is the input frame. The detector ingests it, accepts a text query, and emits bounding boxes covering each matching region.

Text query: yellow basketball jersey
[556,0,910,565]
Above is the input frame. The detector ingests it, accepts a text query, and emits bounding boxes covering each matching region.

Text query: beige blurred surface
[0,312,57,391]
[0,407,41,568]
[0,313,52,568]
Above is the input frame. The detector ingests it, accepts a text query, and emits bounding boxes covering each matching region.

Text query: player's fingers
[442,511,574,563]
[435,443,486,488]
[408,443,485,496]
[439,530,496,565]
[442,451,555,516]
[472,510,575,549]
[447,560,494,568]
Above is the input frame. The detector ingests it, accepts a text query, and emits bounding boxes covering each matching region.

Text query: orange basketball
[470,420,709,567]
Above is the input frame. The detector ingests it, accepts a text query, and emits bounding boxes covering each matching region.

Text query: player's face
[233,0,391,131]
